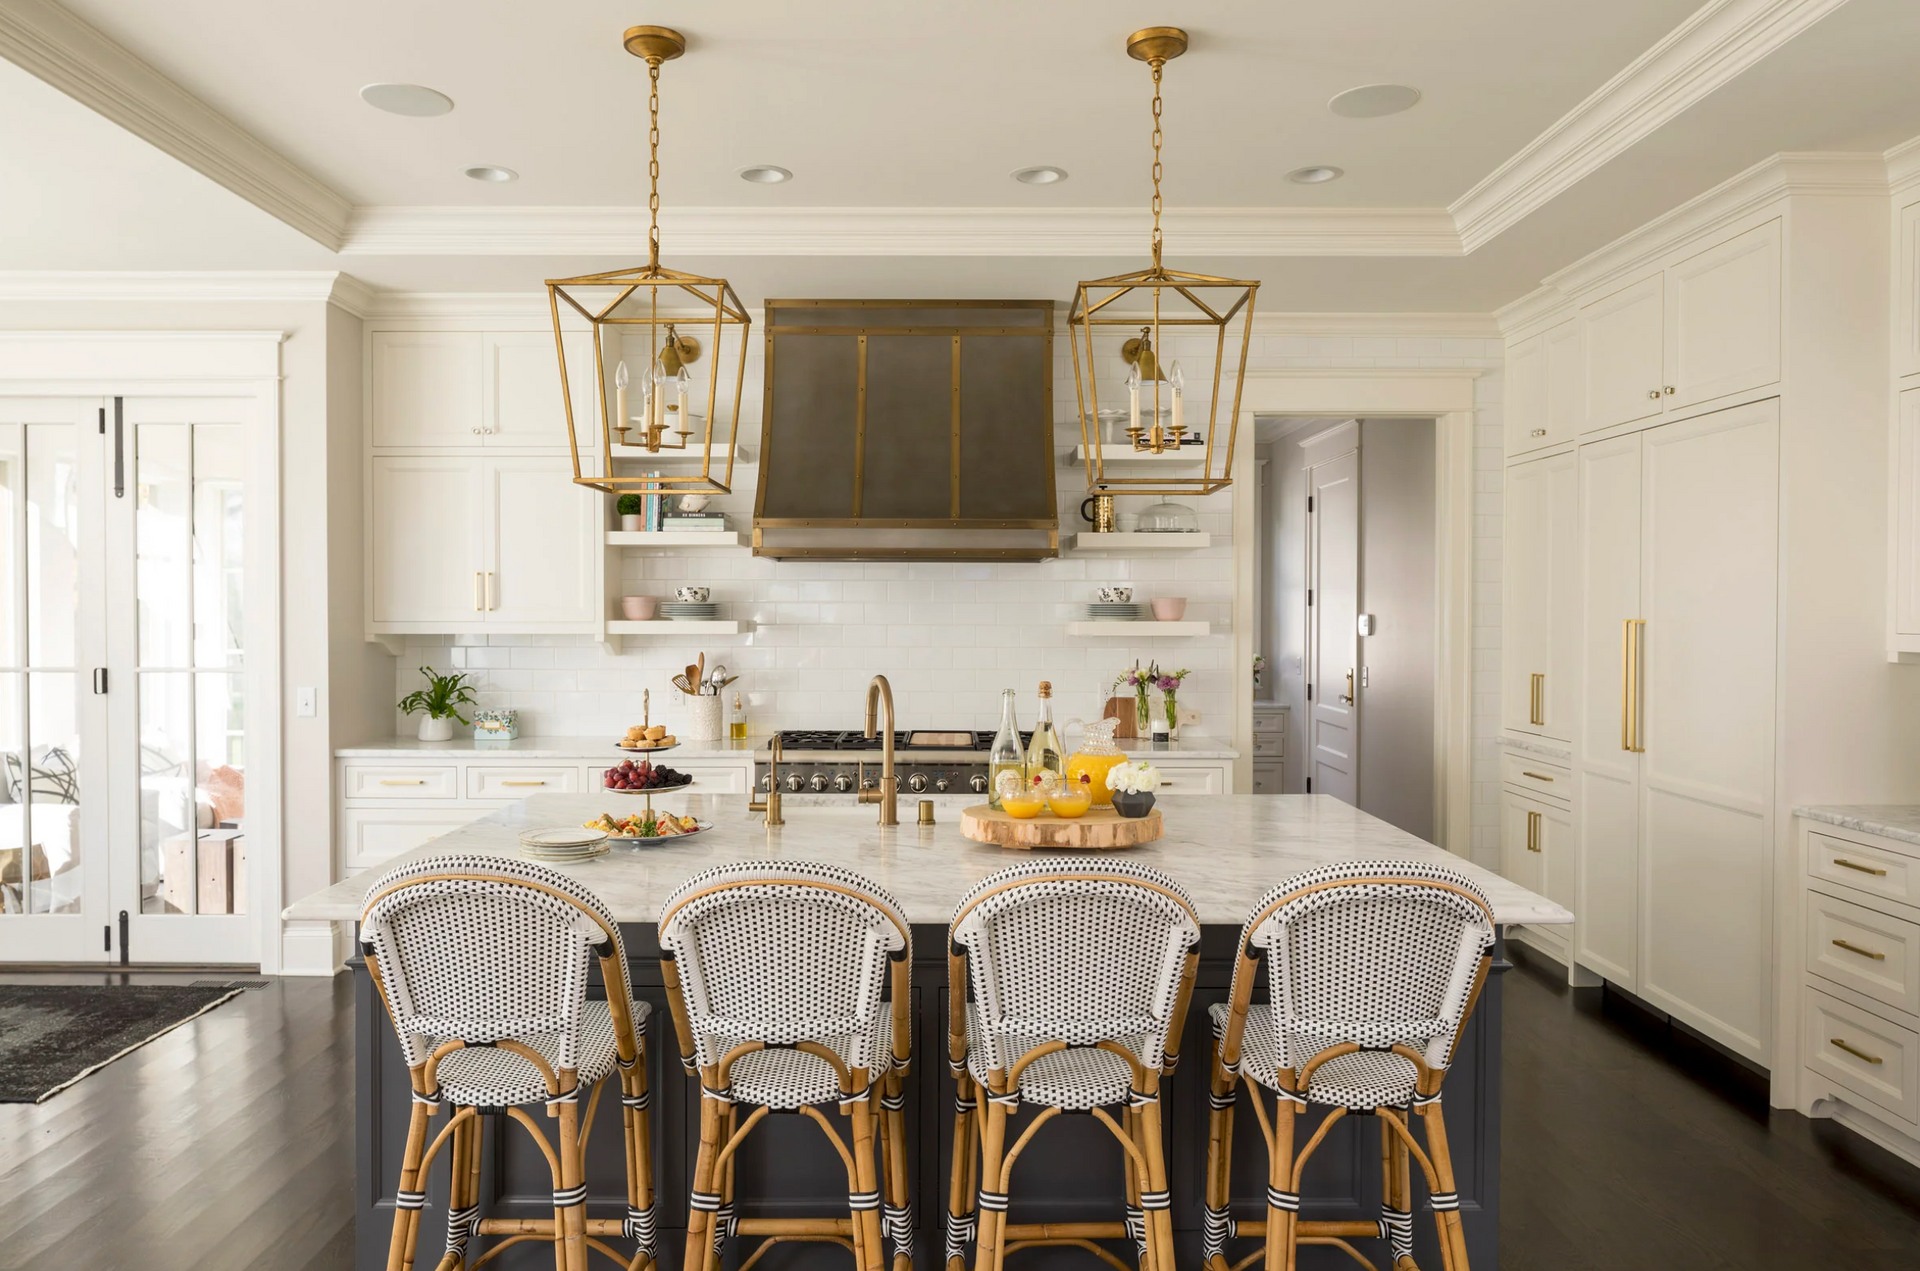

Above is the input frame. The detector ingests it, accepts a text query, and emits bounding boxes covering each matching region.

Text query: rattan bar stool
[657,861,914,1271]
[359,853,658,1271]
[943,859,1201,1271]
[1202,861,1497,1271]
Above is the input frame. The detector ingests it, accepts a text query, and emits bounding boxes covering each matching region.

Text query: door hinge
[1308,495,1315,513]
[118,910,130,966]
[97,406,105,435]
[104,924,111,953]
[1306,777,1313,793]
[92,667,108,694]
[1307,588,1314,606]
[112,397,125,499]
[1306,683,1313,701]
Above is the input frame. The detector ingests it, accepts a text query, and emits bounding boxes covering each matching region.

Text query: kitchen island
[288,793,1567,1271]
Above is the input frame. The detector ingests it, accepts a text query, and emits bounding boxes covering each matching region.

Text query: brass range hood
[752,299,1059,561]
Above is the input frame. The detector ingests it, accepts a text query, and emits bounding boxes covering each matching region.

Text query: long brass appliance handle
[1833,858,1888,877]
[1831,938,1887,962]
[1830,1037,1883,1065]
[1621,619,1646,753]
[1530,672,1544,727]
[1521,771,1556,783]
[1526,810,1541,853]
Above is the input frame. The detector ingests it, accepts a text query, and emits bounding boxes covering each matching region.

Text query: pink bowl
[1151,597,1187,622]
[620,595,658,621]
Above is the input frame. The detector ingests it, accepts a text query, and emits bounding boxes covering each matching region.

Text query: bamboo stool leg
[850,1092,888,1271]
[1263,1092,1298,1271]
[1136,1093,1176,1271]
[443,1109,480,1270]
[556,1089,590,1271]
[972,1096,1010,1271]
[1418,1100,1470,1271]
[1122,1104,1150,1271]
[946,1075,980,1271]
[388,1086,434,1271]
[622,1051,656,1271]
[881,1072,913,1271]
[1203,1073,1238,1271]
[684,1086,724,1271]
[709,1103,739,1271]
[1380,1115,1414,1271]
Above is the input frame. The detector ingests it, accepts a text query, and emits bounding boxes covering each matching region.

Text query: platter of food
[603,758,692,791]
[585,811,710,841]
[618,723,677,751]
[518,826,612,863]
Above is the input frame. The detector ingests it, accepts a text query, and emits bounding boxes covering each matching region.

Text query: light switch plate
[1357,614,1375,636]
[296,687,316,718]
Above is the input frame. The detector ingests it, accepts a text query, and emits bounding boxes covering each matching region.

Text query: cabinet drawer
[1251,762,1282,794]
[1252,733,1282,758]
[1807,890,1920,1019]
[1154,764,1226,795]
[468,765,581,800]
[1251,711,1284,737]
[1500,752,1569,801]
[343,765,460,799]
[1807,832,1917,910]
[660,762,750,794]
[341,807,483,872]
[1804,987,1920,1127]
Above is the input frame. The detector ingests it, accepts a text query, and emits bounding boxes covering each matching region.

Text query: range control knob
[759,773,772,791]
[785,773,804,792]
[809,773,830,792]
[907,773,928,793]
[862,775,878,791]
[935,776,951,793]
[833,773,854,793]
[969,773,988,794]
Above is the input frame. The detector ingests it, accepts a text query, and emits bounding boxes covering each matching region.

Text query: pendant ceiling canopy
[547,25,750,495]
[1068,26,1259,500]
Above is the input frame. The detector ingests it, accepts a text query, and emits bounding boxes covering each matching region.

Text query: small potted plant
[398,666,477,741]
[1107,760,1160,819]
[617,493,647,532]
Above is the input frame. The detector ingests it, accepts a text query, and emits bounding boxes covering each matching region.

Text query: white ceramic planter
[620,514,646,531]
[684,694,723,741]
[417,715,455,742]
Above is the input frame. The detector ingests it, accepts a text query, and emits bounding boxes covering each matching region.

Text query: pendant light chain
[647,58,662,271]
[1149,60,1164,271]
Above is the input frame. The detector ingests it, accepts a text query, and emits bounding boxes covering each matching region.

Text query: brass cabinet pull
[486,572,497,611]
[1829,1038,1884,1065]
[1530,428,1547,438]
[1526,810,1542,853]
[501,780,547,787]
[379,779,426,786]
[1834,858,1889,877]
[1529,672,1544,726]
[1521,771,1556,783]
[1647,389,1662,400]
[474,571,484,611]
[1831,938,1887,962]
[1340,668,1355,705]
[1620,619,1646,753]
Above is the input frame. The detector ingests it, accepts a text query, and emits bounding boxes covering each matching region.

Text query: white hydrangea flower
[1106,761,1160,794]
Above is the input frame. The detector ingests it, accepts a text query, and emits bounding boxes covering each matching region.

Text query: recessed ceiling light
[463,165,519,183]
[359,83,454,117]
[1287,165,1344,185]
[1011,166,1068,186]
[738,165,792,184]
[1328,84,1422,119]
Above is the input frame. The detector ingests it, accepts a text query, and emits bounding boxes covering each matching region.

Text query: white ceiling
[2,0,1919,310]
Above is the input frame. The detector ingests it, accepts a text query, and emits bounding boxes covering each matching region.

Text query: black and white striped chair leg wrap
[849,1189,882,1212]
[622,1089,650,1111]
[1411,1090,1442,1108]
[410,1089,441,1107]
[954,1094,977,1114]
[690,1190,724,1213]
[986,1090,1021,1108]
[394,1189,428,1212]
[444,1204,480,1255]
[884,1201,916,1252]
[552,1184,588,1210]
[1207,1089,1237,1111]
[976,1189,1009,1214]
[625,1203,660,1254]
[711,1202,737,1253]
[1124,1205,1148,1259]
[1126,1087,1156,1109]
[1202,1206,1237,1263]
[880,1091,907,1113]
[944,1211,977,1263]
[1428,1191,1460,1213]
[1265,1186,1301,1214]
[1378,1205,1413,1261]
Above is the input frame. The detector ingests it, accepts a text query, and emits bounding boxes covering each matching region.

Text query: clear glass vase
[1134,689,1151,737]
[1163,690,1179,741]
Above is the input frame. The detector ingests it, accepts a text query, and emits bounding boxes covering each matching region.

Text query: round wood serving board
[960,804,1163,850]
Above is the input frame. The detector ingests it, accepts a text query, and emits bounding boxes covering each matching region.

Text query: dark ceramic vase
[1112,790,1156,819]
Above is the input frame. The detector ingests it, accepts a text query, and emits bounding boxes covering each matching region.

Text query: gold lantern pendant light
[1068,26,1259,499]
[546,25,751,495]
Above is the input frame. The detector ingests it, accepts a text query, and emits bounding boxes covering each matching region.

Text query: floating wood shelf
[605,620,744,636]
[1069,532,1212,552]
[1065,620,1211,638]
[604,531,747,548]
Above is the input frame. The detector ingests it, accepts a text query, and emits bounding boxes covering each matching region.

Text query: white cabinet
[1505,332,1547,456]
[1892,388,1920,650]
[1576,219,1781,435]
[372,328,595,449]
[370,456,599,634]
[1501,788,1575,964]
[341,806,486,872]
[1501,450,1577,741]
[1505,319,1585,458]
[1574,400,1779,1062]
[1153,759,1234,795]
[1898,199,1920,381]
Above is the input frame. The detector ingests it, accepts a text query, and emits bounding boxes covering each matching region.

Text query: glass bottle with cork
[1026,681,1064,782]
[988,688,1025,810]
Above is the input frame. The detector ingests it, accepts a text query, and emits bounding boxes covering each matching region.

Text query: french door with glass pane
[0,395,258,965]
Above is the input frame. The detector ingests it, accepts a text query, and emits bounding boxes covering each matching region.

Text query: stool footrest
[1000,1222,1129,1240]
[734,1218,856,1237]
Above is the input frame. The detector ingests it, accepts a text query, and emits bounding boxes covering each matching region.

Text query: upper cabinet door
[1893,387,1920,638]
[1899,201,1920,381]
[1501,455,1551,735]
[371,332,484,447]
[1505,333,1548,458]
[484,458,598,627]
[1663,219,1781,413]
[1542,317,1586,446]
[485,331,596,449]
[1541,449,1580,743]
[370,456,485,627]
[1582,273,1665,433]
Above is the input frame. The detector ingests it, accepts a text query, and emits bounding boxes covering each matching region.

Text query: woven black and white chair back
[952,858,1200,1073]
[1251,860,1495,1073]
[361,852,628,1072]
[657,860,911,1074]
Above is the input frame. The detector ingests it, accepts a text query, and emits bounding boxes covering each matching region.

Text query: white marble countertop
[286,792,1568,928]
[1496,733,1572,764]
[1794,805,1920,848]
[335,734,1239,761]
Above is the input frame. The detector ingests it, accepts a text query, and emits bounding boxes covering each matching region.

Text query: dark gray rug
[0,984,244,1103]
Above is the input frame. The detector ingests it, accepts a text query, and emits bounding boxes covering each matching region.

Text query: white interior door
[1308,449,1359,805]
[0,399,108,961]
[104,398,262,965]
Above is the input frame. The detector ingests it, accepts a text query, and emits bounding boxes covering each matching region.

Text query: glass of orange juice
[1046,778,1092,818]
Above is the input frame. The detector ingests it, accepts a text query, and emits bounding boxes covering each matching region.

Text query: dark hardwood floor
[1,955,1916,1270]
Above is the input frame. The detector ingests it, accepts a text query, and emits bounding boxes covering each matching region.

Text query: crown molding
[1492,286,1574,339]
[1544,151,1887,298]
[0,0,350,250]
[340,205,1464,258]
[1449,0,1852,253]
[1247,312,1498,338]
[0,269,372,308]
[1886,134,1920,197]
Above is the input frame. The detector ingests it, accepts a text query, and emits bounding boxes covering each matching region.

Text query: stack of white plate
[1078,602,1145,622]
[518,827,611,863]
[658,602,719,621]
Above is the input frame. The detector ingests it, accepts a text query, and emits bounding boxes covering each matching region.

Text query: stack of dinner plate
[518,827,611,863]
[658,601,720,621]
[1078,601,1145,622]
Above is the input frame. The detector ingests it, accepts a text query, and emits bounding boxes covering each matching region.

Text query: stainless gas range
[754,729,1029,798]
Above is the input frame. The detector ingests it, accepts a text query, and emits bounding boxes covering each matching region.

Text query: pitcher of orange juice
[1063,716,1125,807]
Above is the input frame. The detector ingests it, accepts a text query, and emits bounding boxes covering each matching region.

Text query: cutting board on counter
[960,805,1162,850]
